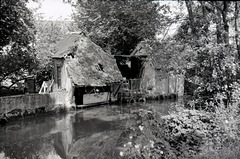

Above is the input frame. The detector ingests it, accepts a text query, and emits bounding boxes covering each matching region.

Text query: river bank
[0,90,181,126]
[0,100,178,159]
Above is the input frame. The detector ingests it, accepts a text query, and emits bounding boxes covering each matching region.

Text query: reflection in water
[0,100,179,159]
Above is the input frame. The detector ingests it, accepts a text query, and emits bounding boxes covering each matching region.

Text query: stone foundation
[0,92,67,123]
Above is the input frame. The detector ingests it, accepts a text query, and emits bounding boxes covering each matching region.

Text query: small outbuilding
[130,41,185,97]
[51,32,123,107]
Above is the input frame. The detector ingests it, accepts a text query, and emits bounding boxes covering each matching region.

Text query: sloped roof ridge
[66,35,123,86]
[52,32,83,58]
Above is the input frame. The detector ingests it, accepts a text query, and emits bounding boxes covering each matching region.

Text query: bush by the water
[162,108,213,158]
[118,108,176,159]
[120,101,240,159]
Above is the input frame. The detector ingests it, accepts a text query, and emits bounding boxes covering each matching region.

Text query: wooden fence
[155,75,185,96]
[130,75,184,97]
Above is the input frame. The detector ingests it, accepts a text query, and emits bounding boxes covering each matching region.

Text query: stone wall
[0,92,67,119]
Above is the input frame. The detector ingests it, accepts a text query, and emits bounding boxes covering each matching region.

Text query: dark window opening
[83,86,110,94]
[74,86,110,105]
[95,63,104,72]
[65,53,74,59]
[74,87,83,105]
[98,64,104,71]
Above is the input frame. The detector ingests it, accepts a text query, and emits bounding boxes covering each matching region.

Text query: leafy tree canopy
[33,18,78,89]
[73,0,170,55]
[0,0,37,89]
[169,1,240,109]
[138,1,240,109]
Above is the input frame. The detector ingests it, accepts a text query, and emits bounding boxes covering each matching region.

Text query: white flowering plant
[119,109,176,159]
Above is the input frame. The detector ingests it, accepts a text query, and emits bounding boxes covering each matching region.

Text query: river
[0,100,179,159]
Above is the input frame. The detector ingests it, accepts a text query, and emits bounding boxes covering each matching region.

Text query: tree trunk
[214,2,223,44]
[235,2,240,58]
[222,1,229,45]
[199,1,209,34]
[216,15,223,43]
[185,1,195,34]
[214,1,229,45]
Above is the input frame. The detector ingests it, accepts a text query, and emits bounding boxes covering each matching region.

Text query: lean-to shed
[130,41,185,97]
[52,32,123,107]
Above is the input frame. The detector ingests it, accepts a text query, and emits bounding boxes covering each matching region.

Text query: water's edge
[0,100,178,159]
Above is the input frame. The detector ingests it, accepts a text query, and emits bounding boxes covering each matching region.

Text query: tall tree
[179,1,239,109]
[234,2,240,58]
[73,1,170,55]
[211,1,230,44]
[0,0,37,90]
[33,18,78,88]
[185,1,195,35]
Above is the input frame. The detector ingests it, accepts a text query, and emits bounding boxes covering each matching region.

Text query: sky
[27,0,75,21]
[157,1,187,40]
[27,0,186,21]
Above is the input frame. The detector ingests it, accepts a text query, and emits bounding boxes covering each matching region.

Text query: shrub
[163,99,240,158]
[119,109,176,159]
[162,107,213,158]
[120,96,240,159]
[195,100,240,159]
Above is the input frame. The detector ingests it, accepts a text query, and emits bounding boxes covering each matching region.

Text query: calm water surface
[0,100,180,159]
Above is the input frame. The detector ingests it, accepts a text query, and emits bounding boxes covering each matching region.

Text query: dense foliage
[151,1,240,108]
[119,1,240,159]
[73,1,170,55]
[182,2,240,109]
[0,0,37,89]
[118,109,176,159]
[120,100,240,159]
[33,18,77,89]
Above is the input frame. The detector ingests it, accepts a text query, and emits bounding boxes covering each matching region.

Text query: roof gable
[130,41,152,57]
[52,32,82,58]
[65,33,123,86]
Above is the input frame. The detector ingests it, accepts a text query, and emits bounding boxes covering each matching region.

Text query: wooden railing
[39,80,54,94]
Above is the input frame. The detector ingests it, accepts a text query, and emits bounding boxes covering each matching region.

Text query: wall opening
[74,86,111,105]
[74,87,84,105]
